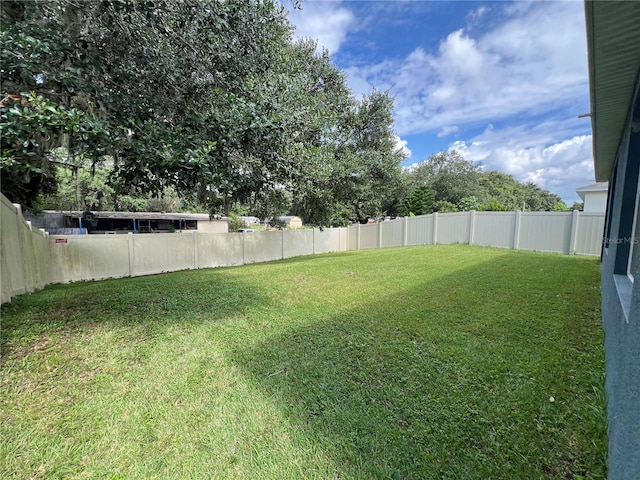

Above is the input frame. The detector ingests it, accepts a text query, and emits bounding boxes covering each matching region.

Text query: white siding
[583,191,608,213]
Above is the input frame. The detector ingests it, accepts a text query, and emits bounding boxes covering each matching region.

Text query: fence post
[469,210,476,245]
[242,232,246,265]
[569,209,579,255]
[13,203,29,293]
[127,232,134,276]
[432,212,438,245]
[378,221,383,249]
[194,233,199,269]
[403,216,408,247]
[357,223,361,250]
[513,210,522,250]
[282,228,285,259]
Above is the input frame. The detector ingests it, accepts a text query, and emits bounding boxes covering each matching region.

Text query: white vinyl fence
[348,210,604,256]
[1,192,604,303]
[1,195,51,303]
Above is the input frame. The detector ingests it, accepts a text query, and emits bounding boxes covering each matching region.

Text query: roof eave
[585,0,640,182]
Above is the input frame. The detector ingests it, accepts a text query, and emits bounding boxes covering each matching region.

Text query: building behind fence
[1,192,604,304]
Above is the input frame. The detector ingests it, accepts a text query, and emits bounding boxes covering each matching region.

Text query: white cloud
[466,6,489,29]
[287,2,355,54]
[451,126,594,203]
[394,135,412,159]
[345,1,588,136]
[340,0,590,202]
[286,1,591,203]
[437,126,459,138]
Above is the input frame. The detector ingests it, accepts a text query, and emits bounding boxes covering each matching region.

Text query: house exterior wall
[286,217,303,229]
[599,76,640,479]
[583,190,608,212]
[196,219,228,234]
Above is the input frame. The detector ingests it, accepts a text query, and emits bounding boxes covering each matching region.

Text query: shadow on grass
[229,253,607,479]
[0,266,271,360]
[0,248,607,479]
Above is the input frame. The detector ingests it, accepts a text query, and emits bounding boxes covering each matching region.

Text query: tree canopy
[1,1,565,222]
[1,0,405,225]
[403,151,567,213]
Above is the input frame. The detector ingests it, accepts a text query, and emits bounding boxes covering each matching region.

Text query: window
[603,165,617,254]
[628,175,640,280]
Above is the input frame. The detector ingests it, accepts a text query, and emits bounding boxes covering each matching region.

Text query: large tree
[1,0,295,211]
[2,0,408,225]
[407,150,483,207]
[404,151,567,212]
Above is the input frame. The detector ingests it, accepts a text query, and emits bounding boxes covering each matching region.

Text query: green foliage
[458,196,482,212]
[434,200,459,213]
[42,155,191,212]
[115,195,146,213]
[569,201,584,211]
[2,1,293,205]
[482,198,510,211]
[408,150,483,206]
[1,1,407,226]
[404,151,567,213]
[0,93,101,208]
[287,72,405,225]
[401,185,435,216]
[228,214,249,232]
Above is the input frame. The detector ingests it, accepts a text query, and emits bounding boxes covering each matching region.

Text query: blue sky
[285,0,593,204]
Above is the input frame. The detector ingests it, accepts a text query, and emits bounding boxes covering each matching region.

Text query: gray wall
[599,81,640,479]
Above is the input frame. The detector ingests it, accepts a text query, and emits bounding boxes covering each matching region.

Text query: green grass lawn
[1,245,607,479]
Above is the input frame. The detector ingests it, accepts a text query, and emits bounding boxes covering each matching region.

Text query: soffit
[586,1,640,181]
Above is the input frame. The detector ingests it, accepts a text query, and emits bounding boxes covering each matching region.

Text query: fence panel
[284,229,314,258]
[407,215,433,246]
[244,231,282,264]
[132,233,196,276]
[2,187,609,305]
[575,213,605,255]
[381,219,404,248]
[48,235,130,283]
[26,226,50,292]
[473,212,516,248]
[436,213,470,244]
[347,225,359,250]
[198,233,243,268]
[518,212,572,254]
[1,197,51,302]
[358,223,379,250]
[2,199,27,302]
[313,227,346,254]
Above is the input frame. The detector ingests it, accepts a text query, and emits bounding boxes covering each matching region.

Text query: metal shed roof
[62,211,228,221]
[585,0,640,181]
